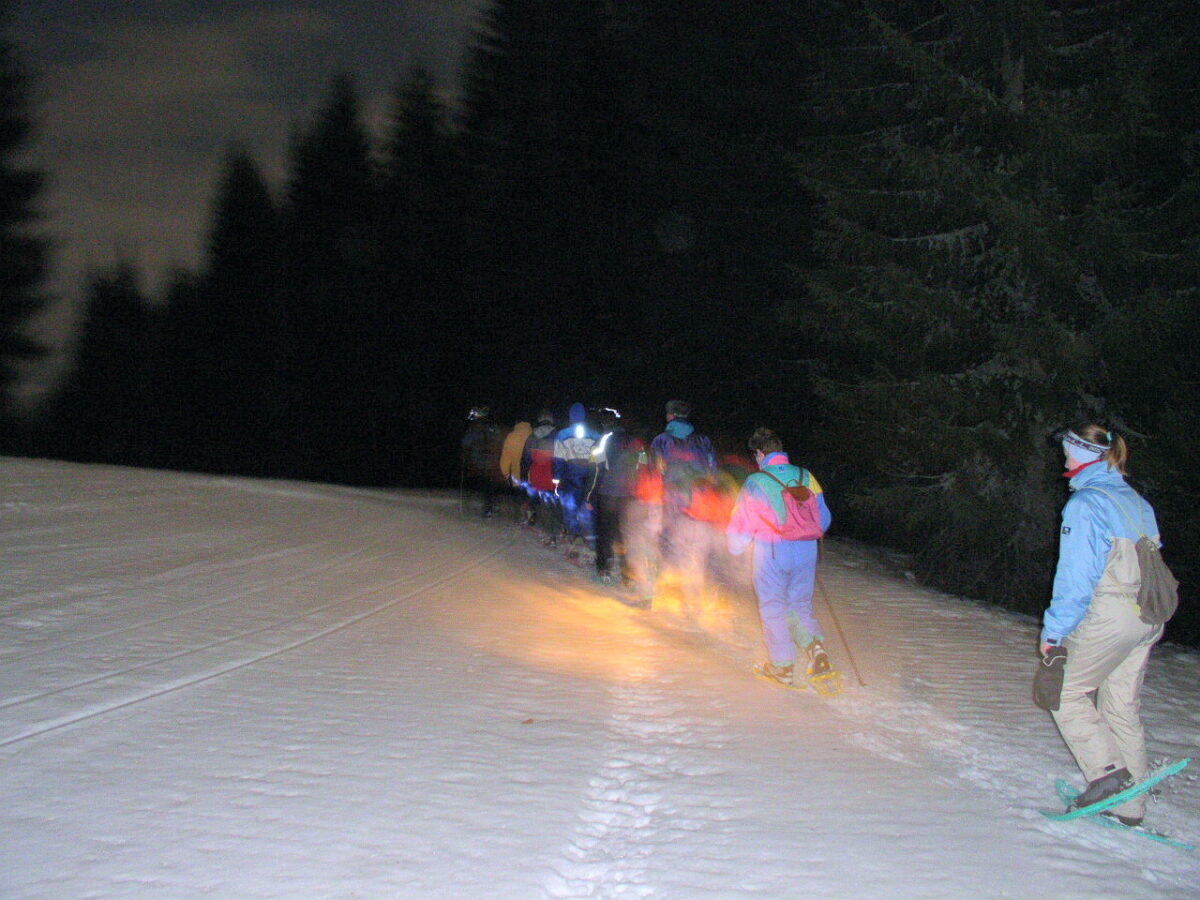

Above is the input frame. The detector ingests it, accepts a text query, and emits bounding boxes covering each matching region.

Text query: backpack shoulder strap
[757,469,798,489]
[1078,486,1148,538]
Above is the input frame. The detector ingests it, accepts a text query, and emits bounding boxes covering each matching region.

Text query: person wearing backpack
[499,418,533,523]
[1039,424,1170,826]
[460,406,504,518]
[651,399,719,608]
[589,408,645,585]
[553,402,600,558]
[726,428,832,686]
[522,410,561,544]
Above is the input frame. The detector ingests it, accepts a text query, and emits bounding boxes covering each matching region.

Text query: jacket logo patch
[1062,526,1072,534]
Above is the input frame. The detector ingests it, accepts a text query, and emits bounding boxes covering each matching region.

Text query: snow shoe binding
[1046,759,1195,850]
[805,640,843,697]
[754,661,805,690]
[1071,767,1132,811]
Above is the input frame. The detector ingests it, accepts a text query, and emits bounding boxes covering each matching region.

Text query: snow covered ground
[2,457,1197,899]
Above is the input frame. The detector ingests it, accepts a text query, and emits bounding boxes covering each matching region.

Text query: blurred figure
[460,406,504,518]
[624,449,664,604]
[590,408,645,585]
[553,403,599,560]
[651,399,718,608]
[682,454,742,604]
[522,410,561,544]
[499,418,533,523]
[727,427,832,687]
[707,449,757,595]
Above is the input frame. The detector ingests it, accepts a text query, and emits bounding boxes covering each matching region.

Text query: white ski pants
[1052,542,1163,818]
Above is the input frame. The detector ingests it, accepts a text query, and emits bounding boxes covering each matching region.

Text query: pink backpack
[757,470,825,541]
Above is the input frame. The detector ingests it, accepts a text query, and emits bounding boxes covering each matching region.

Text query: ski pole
[459,460,466,515]
[816,542,866,687]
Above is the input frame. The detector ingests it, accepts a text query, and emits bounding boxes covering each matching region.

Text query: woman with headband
[1040,424,1165,826]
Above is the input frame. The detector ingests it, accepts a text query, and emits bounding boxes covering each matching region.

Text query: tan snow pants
[1052,539,1163,819]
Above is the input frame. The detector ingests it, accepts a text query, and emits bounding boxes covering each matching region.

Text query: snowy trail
[0,473,517,748]
[2,459,1197,898]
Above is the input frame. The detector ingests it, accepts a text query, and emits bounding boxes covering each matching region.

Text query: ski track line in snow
[0,497,426,621]
[0,544,380,664]
[0,532,463,666]
[0,541,472,710]
[0,530,518,749]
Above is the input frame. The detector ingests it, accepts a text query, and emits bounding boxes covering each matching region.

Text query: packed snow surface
[2,457,1197,898]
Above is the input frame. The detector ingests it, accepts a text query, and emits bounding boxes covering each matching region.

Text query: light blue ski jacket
[1041,462,1161,647]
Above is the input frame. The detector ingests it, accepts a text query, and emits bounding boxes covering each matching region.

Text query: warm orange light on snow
[465,566,756,688]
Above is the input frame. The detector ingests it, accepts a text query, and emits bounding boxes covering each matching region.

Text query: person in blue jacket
[726,427,833,686]
[552,403,599,554]
[1041,424,1165,825]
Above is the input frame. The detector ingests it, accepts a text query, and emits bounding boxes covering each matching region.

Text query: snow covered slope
[2,458,1196,898]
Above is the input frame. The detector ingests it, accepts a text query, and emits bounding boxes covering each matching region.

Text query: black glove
[1033,645,1068,711]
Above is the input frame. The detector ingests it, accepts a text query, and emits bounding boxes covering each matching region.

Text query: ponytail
[1106,432,1129,474]
[1072,423,1128,475]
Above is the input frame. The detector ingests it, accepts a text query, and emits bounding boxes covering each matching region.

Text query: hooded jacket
[499,422,533,482]
[522,422,557,492]
[651,418,717,507]
[1042,461,1162,646]
[552,403,599,488]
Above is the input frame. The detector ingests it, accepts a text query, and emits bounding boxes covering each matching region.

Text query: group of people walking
[468,406,1177,827]
[461,400,836,686]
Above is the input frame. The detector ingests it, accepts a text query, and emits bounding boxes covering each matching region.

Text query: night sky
[10,0,483,383]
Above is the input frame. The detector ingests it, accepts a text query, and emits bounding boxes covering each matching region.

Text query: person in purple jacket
[727,427,833,687]
[651,400,718,603]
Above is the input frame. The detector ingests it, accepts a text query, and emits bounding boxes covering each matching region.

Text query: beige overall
[1052,537,1163,819]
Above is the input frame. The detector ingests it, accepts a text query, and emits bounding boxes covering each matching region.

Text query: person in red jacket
[521,410,560,544]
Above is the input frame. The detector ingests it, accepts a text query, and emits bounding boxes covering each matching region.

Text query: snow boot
[805,640,832,677]
[1101,810,1144,828]
[760,661,795,686]
[1071,767,1132,811]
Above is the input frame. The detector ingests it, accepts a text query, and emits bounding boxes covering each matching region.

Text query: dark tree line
[0,1,49,435]
[3,2,1197,643]
[792,0,1200,643]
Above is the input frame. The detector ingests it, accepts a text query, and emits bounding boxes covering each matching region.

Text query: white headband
[1063,430,1108,464]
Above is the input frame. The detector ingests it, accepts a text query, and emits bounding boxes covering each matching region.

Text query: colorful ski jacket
[499,422,532,482]
[1042,462,1162,647]
[553,403,599,488]
[726,452,832,555]
[651,419,717,508]
[522,423,557,492]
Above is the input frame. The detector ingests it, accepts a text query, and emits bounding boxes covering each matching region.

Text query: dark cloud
[9,0,483,403]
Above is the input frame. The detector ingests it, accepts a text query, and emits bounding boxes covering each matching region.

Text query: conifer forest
[3,1,1198,644]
